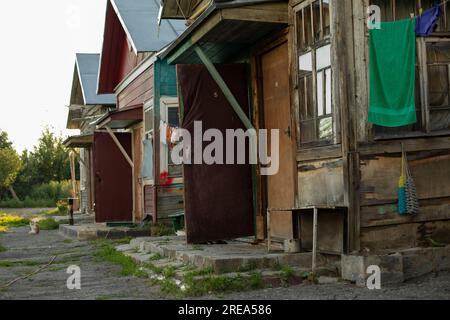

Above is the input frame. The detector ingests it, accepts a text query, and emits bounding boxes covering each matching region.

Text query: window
[295,0,333,146]
[144,100,154,138]
[160,97,182,178]
[370,0,450,138]
[143,100,155,183]
[424,39,450,132]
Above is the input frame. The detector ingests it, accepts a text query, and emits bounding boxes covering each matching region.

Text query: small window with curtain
[295,0,333,147]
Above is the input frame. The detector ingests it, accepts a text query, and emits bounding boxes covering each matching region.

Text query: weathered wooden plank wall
[117,65,154,109]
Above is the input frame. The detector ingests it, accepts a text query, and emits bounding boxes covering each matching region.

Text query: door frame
[250,28,298,240]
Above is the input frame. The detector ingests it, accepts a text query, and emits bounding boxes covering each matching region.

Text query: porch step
[59,224,151,240]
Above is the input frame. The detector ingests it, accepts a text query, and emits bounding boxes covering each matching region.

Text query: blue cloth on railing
[416,4,441,37]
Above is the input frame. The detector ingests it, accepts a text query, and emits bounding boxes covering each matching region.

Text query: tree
[0,130,13,149]
[0,131,21,200]
[27,128,71,184]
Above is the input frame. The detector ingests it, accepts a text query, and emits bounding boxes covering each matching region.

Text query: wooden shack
[94,0,185,223]
[160,0,450,251]
[64,53,116,215]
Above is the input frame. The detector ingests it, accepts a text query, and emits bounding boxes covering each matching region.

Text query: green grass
[0,244,7,252]
[179,272,264,297]
[94,241,147,278]
[0,198,55,208]
[149,253,163,261]
[150,224,175,237]
[280,266,295,286]
[0,213,30,232]
[37,218,61,230]
[0,260,42,268]
[40,208,65,216]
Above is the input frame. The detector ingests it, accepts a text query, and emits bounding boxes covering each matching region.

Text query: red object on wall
[159,171,174,186]
[93,132,133,222]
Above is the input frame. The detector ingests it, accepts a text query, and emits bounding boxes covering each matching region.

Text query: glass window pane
[317,71,324,116]
[316,44,331,70]
[144,108,154,132]
[168,107,179,127]
[319,117,333,140]
[325,68,332,114]
[299,52,313,73]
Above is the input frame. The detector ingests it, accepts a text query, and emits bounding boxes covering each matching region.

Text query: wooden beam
[193,45,254,130]
[167,38,194,65]
[105,126,134,168]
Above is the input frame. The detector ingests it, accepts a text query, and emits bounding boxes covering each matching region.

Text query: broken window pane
[304,4,313,47]
[319,117,333,140]
[323,0,330,37]
[313,0,322,41]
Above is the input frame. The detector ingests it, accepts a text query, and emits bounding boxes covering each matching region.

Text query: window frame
[294,0,336,148]
[159,96,183,182]
[143,99,155,185]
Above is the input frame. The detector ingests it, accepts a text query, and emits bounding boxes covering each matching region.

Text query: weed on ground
[94,241,147,278]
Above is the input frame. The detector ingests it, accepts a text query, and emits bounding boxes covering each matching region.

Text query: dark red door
[177,64,254,243]
[93,132,133,223]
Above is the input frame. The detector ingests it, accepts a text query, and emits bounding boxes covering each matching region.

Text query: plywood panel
[361,220,450,251]
[360,153,450,206]
[297,159,345,206]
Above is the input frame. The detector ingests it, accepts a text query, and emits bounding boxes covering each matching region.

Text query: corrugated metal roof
[76,54,116,105]
[159,0,282,19]
[111,0,186,53]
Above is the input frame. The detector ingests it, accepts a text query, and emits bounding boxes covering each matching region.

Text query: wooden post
[105,126,134,169]
[266,209,271,252]
[312,207,318,273]
[193,45,255,130]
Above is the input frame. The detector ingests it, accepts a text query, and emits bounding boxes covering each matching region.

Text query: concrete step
[59,224,151,241]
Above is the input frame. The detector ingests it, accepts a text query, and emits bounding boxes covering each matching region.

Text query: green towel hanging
[369,19,417,127]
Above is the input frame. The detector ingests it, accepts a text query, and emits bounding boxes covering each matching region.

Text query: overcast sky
[0,0,107,152]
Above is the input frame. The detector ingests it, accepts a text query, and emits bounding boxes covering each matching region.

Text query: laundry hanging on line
[416,4,442,37]
[369,18,417,127]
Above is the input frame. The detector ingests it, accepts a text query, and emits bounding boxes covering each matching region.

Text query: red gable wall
[98,1,148,95]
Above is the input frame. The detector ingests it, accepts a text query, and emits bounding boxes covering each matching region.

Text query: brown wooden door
[177,64,254,243]
[93,132,133,223]
[261,42,296,238]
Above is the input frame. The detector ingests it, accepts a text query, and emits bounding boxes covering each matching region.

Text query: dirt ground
[0,210,449,300]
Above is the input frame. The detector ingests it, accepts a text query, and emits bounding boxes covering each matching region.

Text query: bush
[0,180,72,208]
[0,213,30,232]
[38,218,61,230]
[29,180,72,201]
